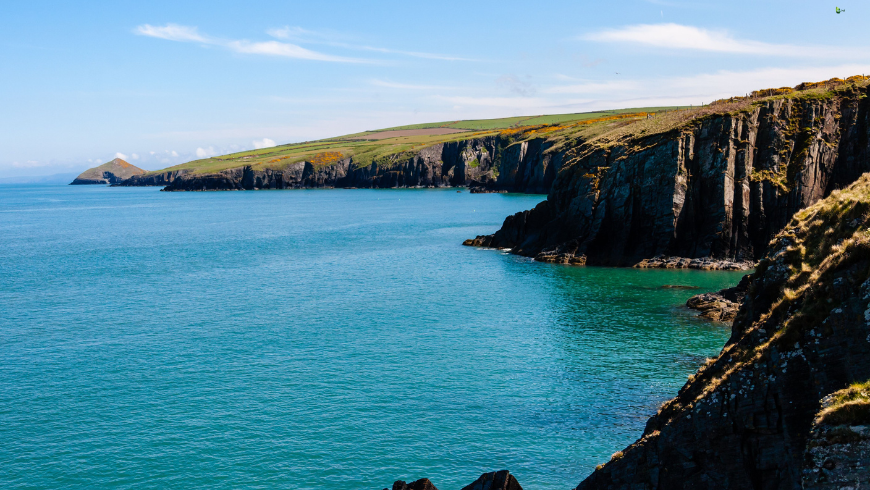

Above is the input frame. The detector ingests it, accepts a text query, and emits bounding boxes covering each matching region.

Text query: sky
[1,0,867,178]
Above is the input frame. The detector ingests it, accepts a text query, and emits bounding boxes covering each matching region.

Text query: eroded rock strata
[575,174,870,489]
[473,86,870,265]
[120,137,561,194]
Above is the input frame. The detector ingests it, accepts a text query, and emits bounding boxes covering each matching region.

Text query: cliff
[70,158,145,185]
[575,172,870,489]
[468,80,870,266]
[120,136,561,193]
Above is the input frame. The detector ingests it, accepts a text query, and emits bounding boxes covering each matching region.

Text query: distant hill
[70,158,145,185]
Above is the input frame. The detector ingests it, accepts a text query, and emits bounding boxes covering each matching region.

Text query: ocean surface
[0,185,745,489]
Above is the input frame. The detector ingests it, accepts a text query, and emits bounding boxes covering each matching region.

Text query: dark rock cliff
[575,174,870,489]
[471,87,870,265]
[114,170,189,187]
[119,135,563,194]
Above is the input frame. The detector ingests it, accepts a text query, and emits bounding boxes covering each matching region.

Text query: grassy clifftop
[144,107,681,177]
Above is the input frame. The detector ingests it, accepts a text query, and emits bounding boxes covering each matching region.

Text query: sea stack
[70,158,145,185]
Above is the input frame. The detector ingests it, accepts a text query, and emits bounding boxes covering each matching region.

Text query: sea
[0,185,745,489]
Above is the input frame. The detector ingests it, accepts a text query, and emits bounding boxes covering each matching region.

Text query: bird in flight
[836,6,845,13]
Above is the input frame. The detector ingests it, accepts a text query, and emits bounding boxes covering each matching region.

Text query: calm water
[0,185,745,490]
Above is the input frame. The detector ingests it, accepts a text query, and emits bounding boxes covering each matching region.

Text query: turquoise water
[0,185,745,489]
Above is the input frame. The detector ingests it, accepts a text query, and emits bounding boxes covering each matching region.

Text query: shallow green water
[0,185,745,489]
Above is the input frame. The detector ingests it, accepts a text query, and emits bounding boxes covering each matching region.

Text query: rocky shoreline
[118,136,561,195]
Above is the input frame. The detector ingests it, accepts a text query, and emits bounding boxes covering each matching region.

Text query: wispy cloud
[136,24,208,43]
[226,40,363,62]
[135,23,368,63]
[583,23,850,58]
[268,25,478,61]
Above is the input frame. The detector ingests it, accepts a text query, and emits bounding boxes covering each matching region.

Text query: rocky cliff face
[120,135,563,193]
[472,86,870,265]
[114,169,188,187]
[574,173,870,490]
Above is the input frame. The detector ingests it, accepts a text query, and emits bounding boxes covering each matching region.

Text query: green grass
[816,381,870,426]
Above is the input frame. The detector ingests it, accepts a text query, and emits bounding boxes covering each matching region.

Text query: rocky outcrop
[474,86,870,265]
[121,135,563,194]
[686,275,751,322]
[386,471,522,490]
[389,478,439,490]
[70,158,144,185]
[574,173,870,489]
[460,470,523,490]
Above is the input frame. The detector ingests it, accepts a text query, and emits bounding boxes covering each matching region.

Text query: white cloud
[131,153,140,160]
[226,40,364,62]
[115,152,128,160]
[195,147,217,158]
[136,24,208,43]
[171,150,179,157]
[583,23,840,57]
[136,23,368,63]
[252,138,276,149]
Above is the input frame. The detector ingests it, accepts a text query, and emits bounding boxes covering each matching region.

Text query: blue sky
[1,0,867,177]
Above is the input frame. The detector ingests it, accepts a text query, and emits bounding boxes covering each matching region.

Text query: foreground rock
[389,478,439,490]
[70,158,144,185]
[386,471,522,490]
[802,382,870,489]
[686,275,751,322]
[460,471,522,490]
[575,173,870,489]
[470,83,870,266]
